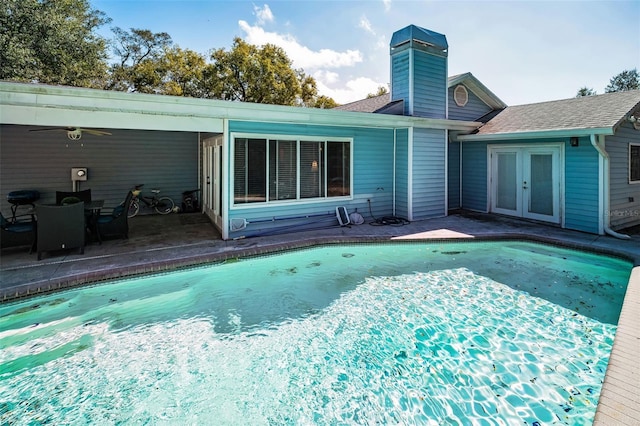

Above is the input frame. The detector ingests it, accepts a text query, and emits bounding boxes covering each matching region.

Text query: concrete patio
[1,210,638,424]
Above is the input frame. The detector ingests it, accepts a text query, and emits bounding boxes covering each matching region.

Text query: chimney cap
[390,25,448,51]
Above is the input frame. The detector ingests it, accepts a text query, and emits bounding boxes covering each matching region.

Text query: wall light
[570,137,579,147]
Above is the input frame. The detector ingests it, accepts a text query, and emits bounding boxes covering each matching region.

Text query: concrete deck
[1,211,638,423]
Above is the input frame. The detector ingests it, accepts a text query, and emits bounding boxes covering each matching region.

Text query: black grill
[7,190,40,221]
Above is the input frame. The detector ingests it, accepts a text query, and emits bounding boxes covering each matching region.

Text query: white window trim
[230,132,354,209]
[630,143,640,184]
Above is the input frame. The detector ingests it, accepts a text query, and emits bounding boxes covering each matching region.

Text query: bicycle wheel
[127,200,140,218]
[155,196,175,215]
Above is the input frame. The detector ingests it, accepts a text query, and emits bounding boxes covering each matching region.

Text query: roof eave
[448,72,507,110]
[457,127,614,141]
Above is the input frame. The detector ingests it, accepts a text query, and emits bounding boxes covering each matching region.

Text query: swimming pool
[0,241,632,424]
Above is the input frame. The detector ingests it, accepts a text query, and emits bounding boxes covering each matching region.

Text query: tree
[203,37,336,107]
[160,47,208,97]
[0,0,110,87]
[605,69,639,93]
[367,85,389,98]
[312,95,339,109]
[576,87,597,97]
[106,27,172,93]
[205,38,299,105]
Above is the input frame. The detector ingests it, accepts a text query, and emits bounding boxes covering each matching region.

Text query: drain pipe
[590,134,631,239]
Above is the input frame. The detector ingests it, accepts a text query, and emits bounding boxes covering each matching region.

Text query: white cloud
[359,16,375,35]
[238,20,363,70]
[253,4,274,25]
[314,70,340,84]
[315,76,385,104]
[382,0,392,12]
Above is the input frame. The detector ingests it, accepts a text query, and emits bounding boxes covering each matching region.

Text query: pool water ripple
[0,242,630,425]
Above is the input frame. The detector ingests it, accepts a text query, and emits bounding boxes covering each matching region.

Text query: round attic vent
[454,85,468,107]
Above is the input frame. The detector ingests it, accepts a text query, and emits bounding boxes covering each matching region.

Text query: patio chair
[36,203,85,260]
[56,189,92,205]
[96,190,133,241]
[1,211,36,252]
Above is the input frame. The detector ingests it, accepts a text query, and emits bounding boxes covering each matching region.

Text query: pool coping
[1,232,638,424]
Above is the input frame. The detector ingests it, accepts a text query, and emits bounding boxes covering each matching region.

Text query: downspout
[590,134,631,239]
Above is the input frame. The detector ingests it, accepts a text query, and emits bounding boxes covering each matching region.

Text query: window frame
[630,143,640,184]
[230,133,353,208]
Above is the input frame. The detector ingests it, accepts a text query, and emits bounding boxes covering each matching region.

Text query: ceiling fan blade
[29,127,75,132]
[81,129,112,136]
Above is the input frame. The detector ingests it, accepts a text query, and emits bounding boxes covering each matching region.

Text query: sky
[91,0,640,106]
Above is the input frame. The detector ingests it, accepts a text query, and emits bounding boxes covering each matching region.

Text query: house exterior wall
[412,49,447,119]
[390,46,447,119]
[564,136,600,233]
[448,140,461,210]
[460,137,601,234]
[607,121,640,230]
[411,128,447,220]
[394,128,410,220]
[391,50,410,115]
[0,125,198,214]
[460,141,488,212]
[226,121,395,238]
[447,85,493,121]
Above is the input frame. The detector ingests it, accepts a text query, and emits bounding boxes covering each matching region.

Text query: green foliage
[0,0,111,87]
[205,37,300,105]
[312,95,340,109]
[605,69,639,93]
[576,87,597,97]
[366,86,389,98]
[161,47,208,97]
[106,27,173,92]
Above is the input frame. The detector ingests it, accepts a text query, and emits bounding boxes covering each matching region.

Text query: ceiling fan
[30,127,112,140]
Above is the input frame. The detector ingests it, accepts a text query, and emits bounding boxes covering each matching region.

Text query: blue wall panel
[411,128,446,219]
[448,85,493,121]
[461,141,488,211]
[395,128,409,220]
[391,52,410,115]
[448,140,461,209]
[564,137,600,233]
[412,50,447,119]
[227,121,395,237]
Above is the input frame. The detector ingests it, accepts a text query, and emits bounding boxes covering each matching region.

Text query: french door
[490,145,561,223]
[202,135,223,229]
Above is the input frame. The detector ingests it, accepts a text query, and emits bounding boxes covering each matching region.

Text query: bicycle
[126,184,175,218]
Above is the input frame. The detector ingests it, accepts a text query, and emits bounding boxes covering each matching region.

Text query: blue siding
[448,140,461,209]
[412,128,446,219]
[460,137,602,234]
[461,141,488,211]
[448,85,493,121]
[564,137,600,233]
[227,121,395,237]
[395,128,409,219]
[413,50,447,119]
[391,52,410,115]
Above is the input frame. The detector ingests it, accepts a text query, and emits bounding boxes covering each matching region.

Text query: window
[233,135,351,204]
[631,143,640,183]
[454,84,468,107]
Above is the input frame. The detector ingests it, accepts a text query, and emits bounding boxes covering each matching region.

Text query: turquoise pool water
[0,241,631,424]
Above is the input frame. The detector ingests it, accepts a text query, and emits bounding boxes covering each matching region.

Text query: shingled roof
[474,90,640,137]
[334,94,393,113]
